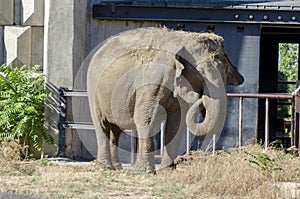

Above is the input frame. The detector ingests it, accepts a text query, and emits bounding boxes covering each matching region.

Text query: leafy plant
[35,158,50,166]
[0,64,54,151]
[278,43,298,90]
[277,43,298,118]
[245,151,285,174]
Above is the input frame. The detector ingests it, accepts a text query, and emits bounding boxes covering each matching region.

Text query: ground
[0,144,299,199]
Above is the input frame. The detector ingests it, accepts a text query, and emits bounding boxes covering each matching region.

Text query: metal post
[131,131,136,166]
[186,128,190,154]
[160,122,164,156]
[58,87,67,157]
[239,97,243,152]
[265,98,269,150]
[291,97,295,147]
[213,134,216,155]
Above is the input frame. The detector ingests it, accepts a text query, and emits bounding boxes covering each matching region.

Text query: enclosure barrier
[227,93,294,150]
[59,88,300,160]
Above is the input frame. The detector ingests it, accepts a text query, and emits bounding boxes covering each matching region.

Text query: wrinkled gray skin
[87,28,244,172]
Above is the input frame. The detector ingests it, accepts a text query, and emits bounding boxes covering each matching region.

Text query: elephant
[87,27,244,172]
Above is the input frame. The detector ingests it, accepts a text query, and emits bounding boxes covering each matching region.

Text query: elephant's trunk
[185,71,227,137]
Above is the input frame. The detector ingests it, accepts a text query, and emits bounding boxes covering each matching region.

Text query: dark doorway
[259,27,300,147]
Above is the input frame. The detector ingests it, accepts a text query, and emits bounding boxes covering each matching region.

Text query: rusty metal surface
[227,93,293,99]
[227,92,295,150]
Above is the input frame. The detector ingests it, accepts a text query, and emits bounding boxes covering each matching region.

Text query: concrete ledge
[0,0,14,25]
[21,0,44,26]
[275,182,300,198]
[4,26,31,66]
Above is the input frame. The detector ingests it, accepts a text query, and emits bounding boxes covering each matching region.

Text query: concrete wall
[0,0,44,67]
[43,0,88,156]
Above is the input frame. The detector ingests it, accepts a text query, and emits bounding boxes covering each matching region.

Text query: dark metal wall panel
[215,24,260,148]
[97,0,300,8]
[131,21,261,149]
[93,4,300,25]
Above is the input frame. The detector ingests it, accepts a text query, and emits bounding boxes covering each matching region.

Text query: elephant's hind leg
[109,125,123,170]
[95,124,114,169]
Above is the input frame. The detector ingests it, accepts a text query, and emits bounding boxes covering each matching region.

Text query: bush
[0,64,54,152]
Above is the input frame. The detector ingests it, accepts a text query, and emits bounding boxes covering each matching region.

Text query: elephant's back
[86,27,223,128]
[87,27,221,85]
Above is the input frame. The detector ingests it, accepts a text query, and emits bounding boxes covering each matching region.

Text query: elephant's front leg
[133,87,159,173]
[134,135,155,173]
[160,102,186,169]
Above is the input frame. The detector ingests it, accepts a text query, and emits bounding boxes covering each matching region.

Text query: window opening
[277,43,299,141]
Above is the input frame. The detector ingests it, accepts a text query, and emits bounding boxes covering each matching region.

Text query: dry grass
[0,143,299,199]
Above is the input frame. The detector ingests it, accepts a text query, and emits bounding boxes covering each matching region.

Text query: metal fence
[227,93,294,150]
[59,88,300,157]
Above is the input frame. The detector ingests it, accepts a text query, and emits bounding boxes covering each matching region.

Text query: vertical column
[43,0,87,157]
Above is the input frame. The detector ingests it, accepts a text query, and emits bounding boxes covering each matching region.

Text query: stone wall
[0,0,44,67]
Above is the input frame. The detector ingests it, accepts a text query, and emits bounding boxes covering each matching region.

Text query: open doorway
[259,27,300,147]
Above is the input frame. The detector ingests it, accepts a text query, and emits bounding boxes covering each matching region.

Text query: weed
[244,150,286,174]
[35,158,49,166]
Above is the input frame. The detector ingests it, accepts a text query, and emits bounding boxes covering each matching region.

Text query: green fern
[0,64,54,151]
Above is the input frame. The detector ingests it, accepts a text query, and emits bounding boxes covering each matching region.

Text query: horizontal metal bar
[93,4,300,24]
[62,91,88,97]
[278,81,297,84]
[61,91,293,99]
[227,93,293,99]
[61,89,293,100]
[63,123,95,130]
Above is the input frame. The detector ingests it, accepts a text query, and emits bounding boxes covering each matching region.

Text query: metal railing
[60,88,298,156]
[227,93,294,150]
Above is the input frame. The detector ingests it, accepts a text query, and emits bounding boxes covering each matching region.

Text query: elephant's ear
[225,54,244,86]
[173,48,200,104]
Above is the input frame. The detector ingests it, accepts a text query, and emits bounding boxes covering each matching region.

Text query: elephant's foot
[160,156,177,170]
[133,155,155,173]
[134,163,155,173]
[158,162,176,172]
[112,162,123,170]
[96,158,115,170]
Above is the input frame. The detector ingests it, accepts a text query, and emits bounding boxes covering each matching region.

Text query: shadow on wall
[44,82,63,157]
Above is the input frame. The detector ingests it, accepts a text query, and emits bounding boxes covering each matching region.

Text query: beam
[93,4,300,25]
